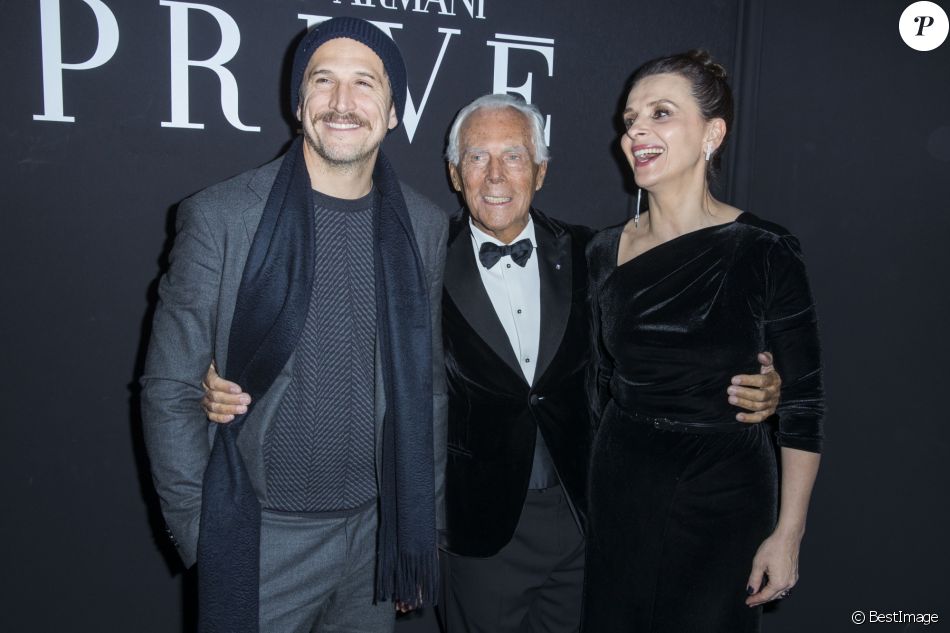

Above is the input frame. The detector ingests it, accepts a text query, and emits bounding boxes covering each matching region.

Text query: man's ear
[534,160,548,191]
[448,162,462,192]
[388,103,398,130]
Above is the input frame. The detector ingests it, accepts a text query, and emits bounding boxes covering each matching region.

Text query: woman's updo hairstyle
[628,49,734,175]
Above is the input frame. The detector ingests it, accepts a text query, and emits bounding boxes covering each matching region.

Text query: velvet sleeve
[586,231,615,426]
[764,235,825,453]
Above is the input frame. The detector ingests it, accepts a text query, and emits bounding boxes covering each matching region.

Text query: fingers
[203,364,250,404]
[395,587,425,614]
[729,358,781,421]
[201,394,248,420]
[395,599,419,614]
[746,578,796,606]
[728,384,776,422]
[205,389,251,407]
[745,567,798,607]
[730,372,768,388]
[731,362,781,390]
[206,411,235,424]
[729,384,767,404]
[759,370,781,394]
[206,364,245,395]
[201,394,240,424]
[755,352,783,395]
[201,363,250,423]
[745,560,768,606]
[733,354,781,386]
[202,363,217,391]
[746,532,800,606]
[735,410,771,424]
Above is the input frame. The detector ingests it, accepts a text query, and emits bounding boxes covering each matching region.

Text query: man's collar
[468,215,537,248]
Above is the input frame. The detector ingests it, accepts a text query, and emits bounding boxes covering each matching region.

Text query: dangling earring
[705,143,712,161]
[634,187,642,228]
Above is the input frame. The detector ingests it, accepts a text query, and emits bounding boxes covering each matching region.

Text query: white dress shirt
[469,217,541,385]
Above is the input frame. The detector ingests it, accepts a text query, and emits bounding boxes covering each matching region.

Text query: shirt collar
[469,214,537,249]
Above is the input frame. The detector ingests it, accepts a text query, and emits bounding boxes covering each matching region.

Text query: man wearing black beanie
[142,16,447,633]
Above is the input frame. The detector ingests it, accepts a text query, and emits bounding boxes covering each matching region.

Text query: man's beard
[303,112,380,170]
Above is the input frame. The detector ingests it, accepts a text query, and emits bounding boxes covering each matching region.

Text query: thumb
[746,559,767,595]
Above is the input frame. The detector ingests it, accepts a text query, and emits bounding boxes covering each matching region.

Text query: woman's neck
[644,177,729,241]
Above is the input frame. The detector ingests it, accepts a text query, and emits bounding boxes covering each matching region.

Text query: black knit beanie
[291,17,407,125]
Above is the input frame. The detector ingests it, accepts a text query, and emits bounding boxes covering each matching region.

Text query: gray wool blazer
[141,153,448,567]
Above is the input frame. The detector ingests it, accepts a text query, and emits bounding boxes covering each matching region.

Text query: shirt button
[524,357,531,363]
[517,309,523,314]
[506,263,511,268]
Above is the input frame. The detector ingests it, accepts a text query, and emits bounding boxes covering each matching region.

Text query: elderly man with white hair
[437,93,592,632]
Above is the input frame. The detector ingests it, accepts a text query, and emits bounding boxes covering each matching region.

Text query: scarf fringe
[377,547,441,606]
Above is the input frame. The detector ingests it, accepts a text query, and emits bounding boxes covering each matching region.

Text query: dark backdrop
[731,2,950,631]
[1,1,947,631]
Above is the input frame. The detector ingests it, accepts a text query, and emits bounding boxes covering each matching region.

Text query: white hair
[445,93,550,166]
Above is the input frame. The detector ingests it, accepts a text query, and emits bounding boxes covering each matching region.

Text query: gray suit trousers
[260,502,394,633]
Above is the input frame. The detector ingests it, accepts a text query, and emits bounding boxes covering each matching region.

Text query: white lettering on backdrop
[32,1,553,144]
[34,0,119,123]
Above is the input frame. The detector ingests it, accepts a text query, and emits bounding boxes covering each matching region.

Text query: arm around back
[141,193,224,567]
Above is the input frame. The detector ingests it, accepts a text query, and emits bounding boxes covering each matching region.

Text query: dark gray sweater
[264,189,378,513]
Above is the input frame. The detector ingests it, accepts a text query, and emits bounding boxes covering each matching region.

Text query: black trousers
[583,403,777,632]
[440,485,585,633]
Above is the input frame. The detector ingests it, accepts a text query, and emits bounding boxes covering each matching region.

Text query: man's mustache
[316,112,368,127]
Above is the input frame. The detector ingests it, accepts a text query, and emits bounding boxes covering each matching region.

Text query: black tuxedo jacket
[441,208,594,557]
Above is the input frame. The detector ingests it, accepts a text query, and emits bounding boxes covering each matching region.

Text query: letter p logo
[915,15,936,35]
[900,2,949,50]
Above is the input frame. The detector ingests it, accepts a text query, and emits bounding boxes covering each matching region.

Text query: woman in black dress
[582,51,823,632]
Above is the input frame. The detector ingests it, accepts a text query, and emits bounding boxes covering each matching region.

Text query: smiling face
[621,72,724,191]
[448,107,548,244]
[296,37,397,171]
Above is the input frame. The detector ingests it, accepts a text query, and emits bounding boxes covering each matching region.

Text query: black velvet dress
[582,213,824,633]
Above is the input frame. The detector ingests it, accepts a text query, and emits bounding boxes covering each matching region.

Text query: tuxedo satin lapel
[534,211,571,382]
[444,219,524,379]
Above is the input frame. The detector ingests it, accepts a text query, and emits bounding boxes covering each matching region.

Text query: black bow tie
[479,238,533,269]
